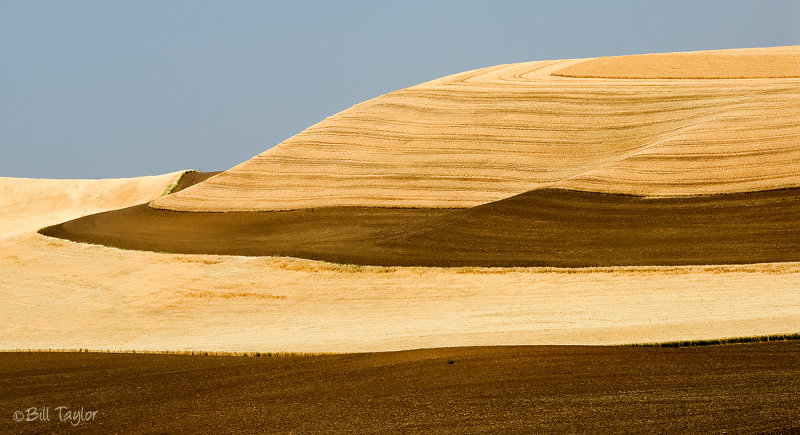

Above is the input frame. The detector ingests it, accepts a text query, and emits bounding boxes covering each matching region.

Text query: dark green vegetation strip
[164,170,220,195]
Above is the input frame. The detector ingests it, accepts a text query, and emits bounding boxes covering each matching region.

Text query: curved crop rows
[152,46,800,211]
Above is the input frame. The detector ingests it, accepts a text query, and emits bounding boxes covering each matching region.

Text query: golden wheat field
[2,46,800,354]
[152,46,800,211]
[5,44,800,433]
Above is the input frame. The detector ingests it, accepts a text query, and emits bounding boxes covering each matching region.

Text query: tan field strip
[2,232,799,353]
[551,47,800,79]
[152,46,800,211]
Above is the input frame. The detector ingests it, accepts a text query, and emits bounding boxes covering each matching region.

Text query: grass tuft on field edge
[0,348,329,358]
[631,333,800,348]
[162,170,197,196]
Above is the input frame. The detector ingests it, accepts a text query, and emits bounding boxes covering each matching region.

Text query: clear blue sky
[2,1,799,178]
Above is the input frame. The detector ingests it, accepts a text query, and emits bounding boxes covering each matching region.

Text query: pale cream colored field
[153,46,800,211]
[0,171,183,238]
[2,232,799,353]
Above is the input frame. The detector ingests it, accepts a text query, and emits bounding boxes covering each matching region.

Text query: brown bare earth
[41,187,800,267]
[3,343,800,433]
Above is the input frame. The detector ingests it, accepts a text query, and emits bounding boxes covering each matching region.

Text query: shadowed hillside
[42,187,800,267]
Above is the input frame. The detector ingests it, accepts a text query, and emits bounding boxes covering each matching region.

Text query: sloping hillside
[152,46,800,211]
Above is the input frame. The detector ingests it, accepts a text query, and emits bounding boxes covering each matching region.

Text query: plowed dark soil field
[3,343,800,433]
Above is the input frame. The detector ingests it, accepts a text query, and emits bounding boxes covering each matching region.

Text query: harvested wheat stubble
[7,230,800,353]
[15,171,799,353]
[41,187,800,267]
[0,171,185,239]
[9,46,800,357]
[151,45,800,211]
[551,49,800,79]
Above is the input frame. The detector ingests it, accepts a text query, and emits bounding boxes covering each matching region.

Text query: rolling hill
[151,45,800,211]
